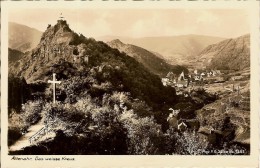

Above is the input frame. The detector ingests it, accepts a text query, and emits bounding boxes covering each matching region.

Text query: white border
[1,1,259,168]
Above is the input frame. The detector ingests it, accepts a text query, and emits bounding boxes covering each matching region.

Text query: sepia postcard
[1,1,259,167]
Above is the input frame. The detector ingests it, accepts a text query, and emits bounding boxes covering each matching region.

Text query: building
[178,121,187,131]
[178,71,186,81]
[161,78,170,86]
[176,80,188,88]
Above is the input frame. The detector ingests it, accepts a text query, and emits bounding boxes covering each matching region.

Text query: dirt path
[9,120,45,152]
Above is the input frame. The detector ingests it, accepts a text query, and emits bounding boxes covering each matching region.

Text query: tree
[8,75,30,115]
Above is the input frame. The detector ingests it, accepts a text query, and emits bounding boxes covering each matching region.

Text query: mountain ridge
[195,34,250,70]
[97,34,226,64]
[9,22,43,52]
[107,39,188,77]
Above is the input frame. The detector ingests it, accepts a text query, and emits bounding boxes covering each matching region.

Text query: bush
[166,129,208,155]
[8,100,43,147]
[119,110,164,154]
[9,100,42,132]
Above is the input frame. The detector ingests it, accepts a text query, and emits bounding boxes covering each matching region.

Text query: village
[161,68,247,96]
[162,69,222,88]
[162,67,250,149]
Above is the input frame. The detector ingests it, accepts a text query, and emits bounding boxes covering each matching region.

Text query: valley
[97,34,225,65]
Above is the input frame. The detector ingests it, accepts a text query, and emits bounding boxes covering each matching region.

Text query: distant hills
[97,35,225,65]
[8,22,249,72]
[107,39,188,77]
[9,22,42,52]
[196,34,250,71]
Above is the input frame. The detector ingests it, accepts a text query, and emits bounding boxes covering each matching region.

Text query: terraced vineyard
[196,73,250,145]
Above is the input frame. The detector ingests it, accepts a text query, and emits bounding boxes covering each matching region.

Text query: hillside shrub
[165,128,208,155]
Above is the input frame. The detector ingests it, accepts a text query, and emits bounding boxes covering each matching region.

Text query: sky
[8,8,249,38]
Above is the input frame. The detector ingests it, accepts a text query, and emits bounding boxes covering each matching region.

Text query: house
[176,91,183,95]
[166,72,175,81]
[161,78,169,86]
[178,121,187,131]
[176,80,188,88]
[178,71,186,81]
[184,93,189,97]
[194,69,198,75]
[168,108,180,116]
[212,70,217,76]
[215,70,221,75]
[194,75,201,81]
[200,72,206,77]
[207,72,211,77]
[168,112,200,132]
[198,127,223,146]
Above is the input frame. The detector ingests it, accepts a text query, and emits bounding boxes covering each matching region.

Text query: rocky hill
[196,34,250,70]
[9,22,42,52]
[107,39,188,77]
[97,35,225,65]
[10,20,81,82]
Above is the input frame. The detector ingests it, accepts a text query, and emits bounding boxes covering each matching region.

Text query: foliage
[9,100,42,131]
[23,93,166,154]
[9,93,248,155]
[40,96,128,154]
[8,75,30,115]
[119,110,164,154]
[8,100,43,146]
[165,129,208,155]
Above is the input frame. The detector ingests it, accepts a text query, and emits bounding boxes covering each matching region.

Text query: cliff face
[107,39,188,77]
[9,20,91,82]
[196,34,250,70]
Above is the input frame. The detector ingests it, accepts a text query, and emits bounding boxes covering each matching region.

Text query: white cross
[48,73,61,103]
